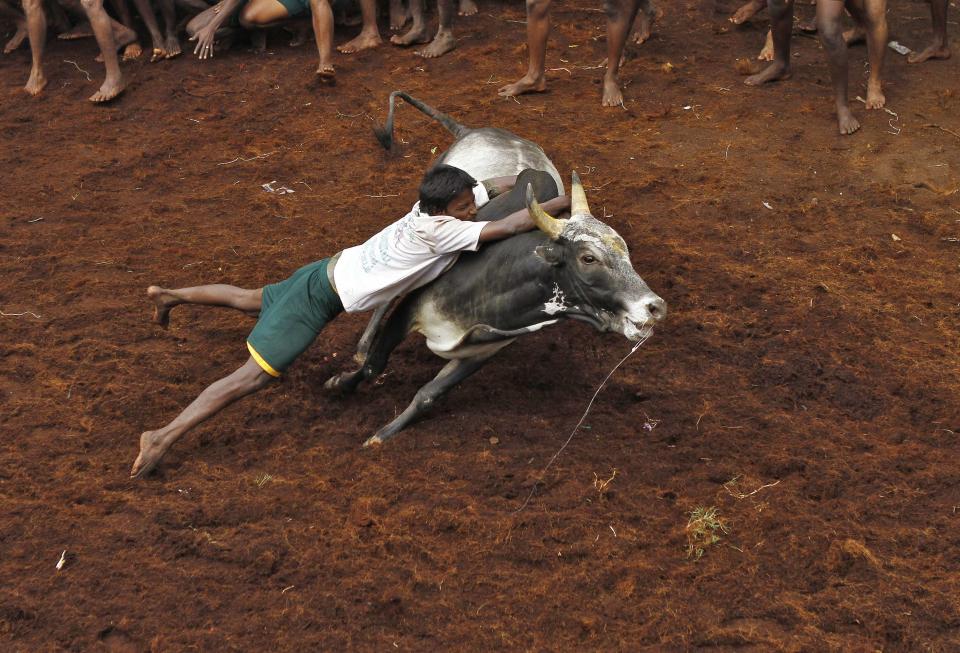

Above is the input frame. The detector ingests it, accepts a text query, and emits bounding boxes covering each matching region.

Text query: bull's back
[438,129,565,195]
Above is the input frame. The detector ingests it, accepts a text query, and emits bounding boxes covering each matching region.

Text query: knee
[816,16,843,44]
[526,0,549,18]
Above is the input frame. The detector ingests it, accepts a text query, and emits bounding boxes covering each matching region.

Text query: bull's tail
[373,91,469,150]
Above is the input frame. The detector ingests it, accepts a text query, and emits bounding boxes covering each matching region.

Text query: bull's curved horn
[570,170,591,218]
[525,183,565,241]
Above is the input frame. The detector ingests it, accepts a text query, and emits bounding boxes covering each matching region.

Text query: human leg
[147,284,263,327]
[457,0,476,16]
[730,0,766,24]
[310,0,335,78]
[846,0,885,108]
[476,169,559,221]
[497,0,550,97]
[907,0,948,63]
[817,0,859,133]
[23,0,46,94]
[391,0,428,46]
[416,0,456,58]
[337,0,381,52]
[602,0,640,106]
[0,0,28,53]
[744,0,793,84]
[131,357,275,477]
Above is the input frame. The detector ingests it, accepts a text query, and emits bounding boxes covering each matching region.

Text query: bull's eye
[580,254,597,265]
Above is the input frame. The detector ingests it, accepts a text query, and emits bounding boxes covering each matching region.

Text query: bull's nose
[646,296,667,322]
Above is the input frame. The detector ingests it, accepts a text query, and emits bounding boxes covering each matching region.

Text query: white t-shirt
[334,184,490,313]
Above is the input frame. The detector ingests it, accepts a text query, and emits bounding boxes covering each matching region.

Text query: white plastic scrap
[762,201,774,210]
[261,181,295,195]
[887,41,912,56]
[56,550,67,571]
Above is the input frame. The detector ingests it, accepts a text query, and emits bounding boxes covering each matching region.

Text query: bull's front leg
[364,353,494,447]
[325,301,410,394]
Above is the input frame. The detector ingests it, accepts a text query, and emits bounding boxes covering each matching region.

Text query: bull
[328,93,667,446]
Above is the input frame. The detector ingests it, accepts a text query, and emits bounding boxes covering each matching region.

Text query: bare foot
[842,25,864,45]
[458,0,478,16]
[337,31,381,53]
[122,42,142,60]
[24,68,47,95]
[147,286,182,327]
[908,42,950,64]
[316,63,336,83]
[630,10,652,44]
[730,0,766,24]
[837,106,860,135]
[95,27,138,62]
[757,29,773,60]
[250,30,266,53]
[163,34,182,58]
[58,21,93,40]
[287,24,309,47]
[390,24,429,46]
[601,76,624,107]
[415,31,455,58]
[389,0,409,29]
[3,22,27,54]
[131,430,173,478]
[498,73,546,97]
[865,80,885,109]
[744,61,790,85]
[797,17,817,32]
[90,76,125,102]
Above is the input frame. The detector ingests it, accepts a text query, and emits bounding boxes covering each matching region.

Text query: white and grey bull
[328,95,666,445]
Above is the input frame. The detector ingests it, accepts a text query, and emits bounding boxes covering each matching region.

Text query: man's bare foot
[458,0,478,16]
[59,20,93,40]
[865,80,885,109]
[286,23,309,47]
[797,17,817,32]
[122,42,142,60]
[630,11,652,44]
[601,76,625,107]
[744,60,791,85]
[316,63,336,83]
[131,430,173,478]
[147,286,183,327]
[837,105,860,134]
[337,31,381,53]
[757,29,773,60]
[498,73,546,97]
[3,22,27,54]
[415,32,455,58]
[390,24,429,46]
[24,68,47,95]
[162,34,182,58]
[95,26,139,62]
[389,0,409,29]
[90,75,126,102]
[907,42,950,64]
[250,30,266,53]
[842,25,865,45]
[730,0,766,24]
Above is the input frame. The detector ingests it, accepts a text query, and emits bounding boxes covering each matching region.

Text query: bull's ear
[535,244,563,266]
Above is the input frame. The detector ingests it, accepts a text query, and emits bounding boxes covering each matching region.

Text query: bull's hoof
[323,375,342,392]
[362,434,383,447]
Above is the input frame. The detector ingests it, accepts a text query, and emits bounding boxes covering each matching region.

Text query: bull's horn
[570,170,591,218]
[526,183,565,240]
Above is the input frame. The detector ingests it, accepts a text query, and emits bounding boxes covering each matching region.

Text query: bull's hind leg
[364,353,494,446]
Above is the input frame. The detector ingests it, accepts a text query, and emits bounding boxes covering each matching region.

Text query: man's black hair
[418,164,477,215]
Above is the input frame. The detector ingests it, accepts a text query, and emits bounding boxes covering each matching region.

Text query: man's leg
[0,0,28,54]
[23,0,46,95]
[391,0,428,46]
[497,0,550,97]
[602,0,640,107]
[337,0,381,52]
[131,357,275,478]
[744,0,793,84]
[817,0,859,133]
[147,284,263,327]
[157,0,182,57]
[80,0,136,101]
[310,0,335,78]
[845,0,885,109]
[730,0,766,24]
[630,0,657,45]
[416,0,456,58]
[908,0,948,63]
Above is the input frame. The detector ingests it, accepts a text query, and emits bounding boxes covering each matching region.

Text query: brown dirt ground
[2,0,959,650]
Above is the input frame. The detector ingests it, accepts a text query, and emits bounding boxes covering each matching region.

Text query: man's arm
[481,175,519,199]
[478,194,570,242]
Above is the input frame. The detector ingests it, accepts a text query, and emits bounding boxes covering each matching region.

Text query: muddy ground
[1,0,959,649]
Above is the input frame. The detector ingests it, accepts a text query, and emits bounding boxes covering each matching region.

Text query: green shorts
[277,0,309,17]
[247,258,343,376]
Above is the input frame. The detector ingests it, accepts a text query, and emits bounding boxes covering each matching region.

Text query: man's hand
[190,22,219,60]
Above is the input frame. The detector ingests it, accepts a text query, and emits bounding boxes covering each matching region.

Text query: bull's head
[526,172,667,341]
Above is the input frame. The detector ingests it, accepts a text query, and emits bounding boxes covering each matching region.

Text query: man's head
[418,164,478,220]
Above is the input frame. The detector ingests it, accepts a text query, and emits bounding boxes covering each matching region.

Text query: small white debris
[762,201,774,210]
[891,233,902,241]
[887,41,912,55]
[683,105,692,110]
[262,181,295,195]
[56,550,67,571]
[430,146,438,155]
